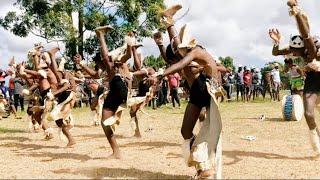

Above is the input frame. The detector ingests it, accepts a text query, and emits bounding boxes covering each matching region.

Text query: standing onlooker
[8,77,15,102]
[271,64,281,101]
[235,66,244,101]
[243,66,253,102]
[252,68,260,100]
[13,77,25,111]
[161,77,169,106]
[168,72,181,108]
[222,67,234,101]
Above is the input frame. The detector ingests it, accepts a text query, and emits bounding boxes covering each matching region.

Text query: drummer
[284,58,304,96]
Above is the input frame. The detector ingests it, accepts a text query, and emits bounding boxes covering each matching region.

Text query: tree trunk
[78,4,84,57]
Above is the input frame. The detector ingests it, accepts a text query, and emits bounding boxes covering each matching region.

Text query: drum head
[292,95,304,121]
[281,95,304,121]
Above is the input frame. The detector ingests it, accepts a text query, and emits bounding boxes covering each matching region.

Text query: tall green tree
[0,0,165,57]
[219,56,235,70]
[143,55,166,70]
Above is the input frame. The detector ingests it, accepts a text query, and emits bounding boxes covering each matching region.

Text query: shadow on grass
[166,152,182,159]
[52,167,189,179]
[121,141,180,148]
[0,142,59,151]
[18,152,92,162]
[224,150,316,166]
[264,118,286,122]
[0,136,31,142]
[234,117,287,123]
[75,133,127,141]
[0,127,26,134]
[74,124,94,128]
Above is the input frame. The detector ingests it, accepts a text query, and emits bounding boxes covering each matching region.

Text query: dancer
[270,0,320,156]
[74,27,134,158]
[154,5,223,178]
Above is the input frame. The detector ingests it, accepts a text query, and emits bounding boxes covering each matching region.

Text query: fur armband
[38,70,47,79]
[22,89,30,96]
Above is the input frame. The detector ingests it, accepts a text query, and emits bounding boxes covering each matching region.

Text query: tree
[0,0,165,57]
[219,56,235,70]
[143,55,166,70]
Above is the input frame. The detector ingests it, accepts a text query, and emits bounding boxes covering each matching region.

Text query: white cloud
[1,0,320,71]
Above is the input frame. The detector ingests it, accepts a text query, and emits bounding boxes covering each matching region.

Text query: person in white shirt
[271,64,281,101]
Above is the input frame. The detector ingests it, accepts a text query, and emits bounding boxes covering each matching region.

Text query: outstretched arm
[132,47,142,70]
[162,50,195,77]
[153,32,168,62]
[272,45,291,56]
[73,54,101,79]
[288,0,316,60]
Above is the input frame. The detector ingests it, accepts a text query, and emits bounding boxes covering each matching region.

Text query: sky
[1,0,320,70]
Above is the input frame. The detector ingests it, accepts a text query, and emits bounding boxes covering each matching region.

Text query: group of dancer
[1,0,320,178]
[0,4,224,179]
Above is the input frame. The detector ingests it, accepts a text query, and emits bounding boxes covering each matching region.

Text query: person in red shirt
[168,72,181,108]
[8,78,15,101]
[243,67,253,102]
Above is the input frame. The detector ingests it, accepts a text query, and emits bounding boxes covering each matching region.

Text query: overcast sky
[1,0,320,70]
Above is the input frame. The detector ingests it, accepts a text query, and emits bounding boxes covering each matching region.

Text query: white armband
[22,89,30,96]
[38,70,47,79]
[79,60,85,66]
[60,79,70,85]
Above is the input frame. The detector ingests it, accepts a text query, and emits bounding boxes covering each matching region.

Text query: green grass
[0,127,25,134]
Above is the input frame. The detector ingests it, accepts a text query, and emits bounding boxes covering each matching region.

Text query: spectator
[13,77,25,111]
[8,77,14,101]
[271,64,281,101]
[243,66,253,102]
[252,68,262,100]
[168,72,181,108]
[0,77,20,119]
[222,67,234,101]
[161,77,169,106]
[235,66,244,101]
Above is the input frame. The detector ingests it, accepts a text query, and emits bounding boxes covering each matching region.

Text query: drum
[281,95,304,121]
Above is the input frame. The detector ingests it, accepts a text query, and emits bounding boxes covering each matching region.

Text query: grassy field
[0,95,320,179]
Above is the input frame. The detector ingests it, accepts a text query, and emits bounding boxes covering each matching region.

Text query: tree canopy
[0,0,165,57]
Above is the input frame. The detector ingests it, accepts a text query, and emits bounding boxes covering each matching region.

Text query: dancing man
[153,5,223,178]
[270,0,320,156]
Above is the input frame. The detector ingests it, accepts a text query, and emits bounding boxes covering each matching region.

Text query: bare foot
[66,141,76,148]
[48,47,60,59]
[134,131,142,138]
[198,169,215,179]
[287,0,297,7]
[44,134,54,140]
[153,32,163,45]
[95,25,114,36]
[160,4,182,18]
[107,152,122,159]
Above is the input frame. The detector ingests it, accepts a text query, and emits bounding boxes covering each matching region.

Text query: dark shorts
[40,89,50,106]
[304,71,320,93]
[57,91,71,104]
[189,74,211,109]
[103,76,128,112]
[236,84,244,92]
[244,84,252,93]
[96,85,105,97]
[137,80,150,97]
